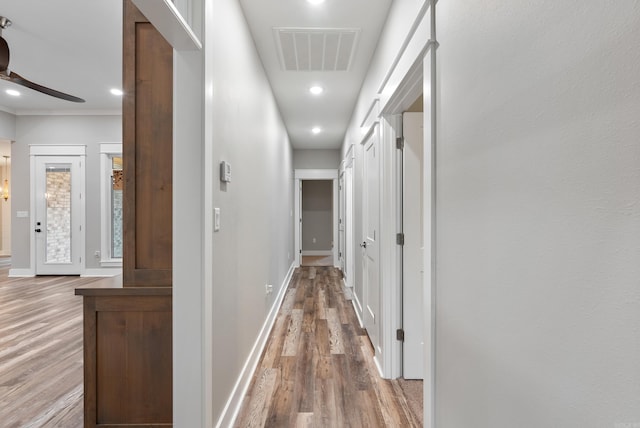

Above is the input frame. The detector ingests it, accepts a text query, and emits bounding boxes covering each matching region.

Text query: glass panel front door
[45,166,72,264]
[35,156,83,275]
[111,156,123,259]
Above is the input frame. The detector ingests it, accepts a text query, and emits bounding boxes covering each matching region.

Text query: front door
[34,156,84,275]
[402,112,424,379]
[362,127,381,354]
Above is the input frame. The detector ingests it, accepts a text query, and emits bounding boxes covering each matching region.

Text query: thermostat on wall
[220,161,231,183]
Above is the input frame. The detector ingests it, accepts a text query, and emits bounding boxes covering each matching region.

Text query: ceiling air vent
[274,27,360,72]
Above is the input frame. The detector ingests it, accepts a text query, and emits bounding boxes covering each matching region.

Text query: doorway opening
[401,100,425,381]
[293,169,339,268]
[300,179,333,267]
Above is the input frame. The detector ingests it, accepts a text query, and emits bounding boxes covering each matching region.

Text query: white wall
[173,48,205,426]
[341,0,430,160]
[11,115,121,272]
[293,149,340,169]
[435,1,640,427]
[342,1,640,425]
[206,0,294,423]
[0,110,16,141]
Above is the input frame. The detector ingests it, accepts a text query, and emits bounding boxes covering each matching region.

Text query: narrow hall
[235,266,422,427]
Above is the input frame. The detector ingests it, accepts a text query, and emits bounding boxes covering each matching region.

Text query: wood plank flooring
[0,264,422,427]
[300,255,334,267]
[235,266,422,428]
[0,267,99,428]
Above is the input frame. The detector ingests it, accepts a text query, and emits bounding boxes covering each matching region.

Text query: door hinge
[396,329,405,342]
[299,249,302,254]
[396,233,405,245]
[396,137,404,150]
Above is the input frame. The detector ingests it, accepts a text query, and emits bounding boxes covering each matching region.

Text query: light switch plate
[220,161,231,183]
[214,208,220,231]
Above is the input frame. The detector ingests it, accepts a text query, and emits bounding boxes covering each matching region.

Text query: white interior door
[362,128,381,354]
[345,165,354,287]
[34,156,84,275]
[339,173,345,271]
[298,180,302,265]
[402,112,425,379]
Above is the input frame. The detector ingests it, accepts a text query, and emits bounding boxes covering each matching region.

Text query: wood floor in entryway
[235,266,422,427]
[300,255,333,267]
[0,267,99,428]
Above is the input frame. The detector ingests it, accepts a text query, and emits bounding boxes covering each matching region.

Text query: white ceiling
[0,0,122,113]
[239,0,392,149]
[0,0,392,150]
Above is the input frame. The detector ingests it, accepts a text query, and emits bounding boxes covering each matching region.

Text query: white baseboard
[215,261,296,428]
[351,292,364,328]
[301,250,332,256]
[8,268,35,277]
[373,354,384,378]
[342,277,353,289]
[342,274,353,288]
[82,268,122,277]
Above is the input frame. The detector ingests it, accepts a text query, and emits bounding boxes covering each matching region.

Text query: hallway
[235,266,422,427]
[1,1,638,426]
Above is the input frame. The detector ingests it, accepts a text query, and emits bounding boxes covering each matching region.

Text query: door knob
[35,228,41,233]
[360,241,367,248]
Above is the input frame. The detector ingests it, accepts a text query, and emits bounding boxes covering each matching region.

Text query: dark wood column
[123,0,173,287]
[76,1,174,426]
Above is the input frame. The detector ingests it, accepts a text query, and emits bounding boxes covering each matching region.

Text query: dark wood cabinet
[76,1,174,426]
[77,282,172,427]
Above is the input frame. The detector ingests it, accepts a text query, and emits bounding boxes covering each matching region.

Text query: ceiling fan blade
[0,37,8,72]
[7,71,85,103]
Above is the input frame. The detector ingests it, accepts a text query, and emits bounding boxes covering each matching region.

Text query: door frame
[293,169,339,267]
[375,2,437,425]
[30,145,86,275]
[340,145,355,287]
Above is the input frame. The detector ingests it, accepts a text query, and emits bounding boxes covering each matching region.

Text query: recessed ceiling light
[309,86,324,95]
[5,89,20,97]
[311,127,322,134]
[110,88,124,96]
[307,0,325,4]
